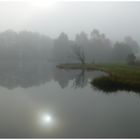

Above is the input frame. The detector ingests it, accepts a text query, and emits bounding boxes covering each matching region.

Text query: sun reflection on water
[41,114,53,124]
[35,109,63,136]
[36,109,59,130]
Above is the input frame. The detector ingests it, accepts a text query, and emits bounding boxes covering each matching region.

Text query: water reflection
[1,61,138,94]
[40,113,53,126]
[0,65,140,138]
[72,70,87,88]
[0,62,105,89]
[0,61,139,95]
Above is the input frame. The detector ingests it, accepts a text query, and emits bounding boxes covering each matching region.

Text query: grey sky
[0,1,140,44]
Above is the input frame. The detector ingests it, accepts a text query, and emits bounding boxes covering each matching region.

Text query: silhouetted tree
[72,44,85,64]
[127,53,136,65]
[75,31,90,62]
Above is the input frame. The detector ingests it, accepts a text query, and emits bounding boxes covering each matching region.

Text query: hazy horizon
[0,1,140,44]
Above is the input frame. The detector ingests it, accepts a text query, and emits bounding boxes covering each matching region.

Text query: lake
[0,63,140,138]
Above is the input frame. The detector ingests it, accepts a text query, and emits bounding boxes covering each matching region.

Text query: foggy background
[0,1,139,66]
[0,1,140,44]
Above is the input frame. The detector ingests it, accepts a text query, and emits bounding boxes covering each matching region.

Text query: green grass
[57,63,140,93]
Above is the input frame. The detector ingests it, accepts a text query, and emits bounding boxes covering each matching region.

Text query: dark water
[0,63,140,138]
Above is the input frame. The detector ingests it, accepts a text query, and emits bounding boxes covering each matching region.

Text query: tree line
[0,29,139,66]
[53,29,140,64]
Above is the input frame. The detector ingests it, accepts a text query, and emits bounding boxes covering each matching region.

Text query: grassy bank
[58,63,140,92]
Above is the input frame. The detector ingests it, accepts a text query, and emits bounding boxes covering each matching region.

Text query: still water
[0,63,140,138]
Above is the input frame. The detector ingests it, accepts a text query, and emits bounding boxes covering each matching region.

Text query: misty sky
[0,1,140,44]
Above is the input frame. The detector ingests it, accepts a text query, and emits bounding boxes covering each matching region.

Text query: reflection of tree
[0,62,89,89]
[0,62,104,90]
[0,62,53,89]
[72,69,88,88]
[55,68,106,89]
[53,68,77,89]
[53,68,89,89]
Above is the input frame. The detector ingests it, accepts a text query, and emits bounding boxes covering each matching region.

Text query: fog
[0,1,140,44]
[1,1,140,138]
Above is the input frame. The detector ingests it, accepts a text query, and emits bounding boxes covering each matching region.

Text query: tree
[89,29,112,62]
[127,53,136,65]
[53,32,71,63]
[124,36,139,54]
[90,29,100,39]
[75,31,88,45]
[112,42,132,62]
[75,31,89,62]
[72,44,85,64]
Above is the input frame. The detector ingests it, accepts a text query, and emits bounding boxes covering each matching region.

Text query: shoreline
[57,63,140,93]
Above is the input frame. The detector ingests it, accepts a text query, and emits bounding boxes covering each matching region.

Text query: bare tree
[72,44,85,64]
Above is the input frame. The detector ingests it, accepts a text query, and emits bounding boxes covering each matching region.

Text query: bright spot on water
[39,113,54,127]
[42,115,52,123]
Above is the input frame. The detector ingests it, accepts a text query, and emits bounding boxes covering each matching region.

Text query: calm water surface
[0,64,140,138]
